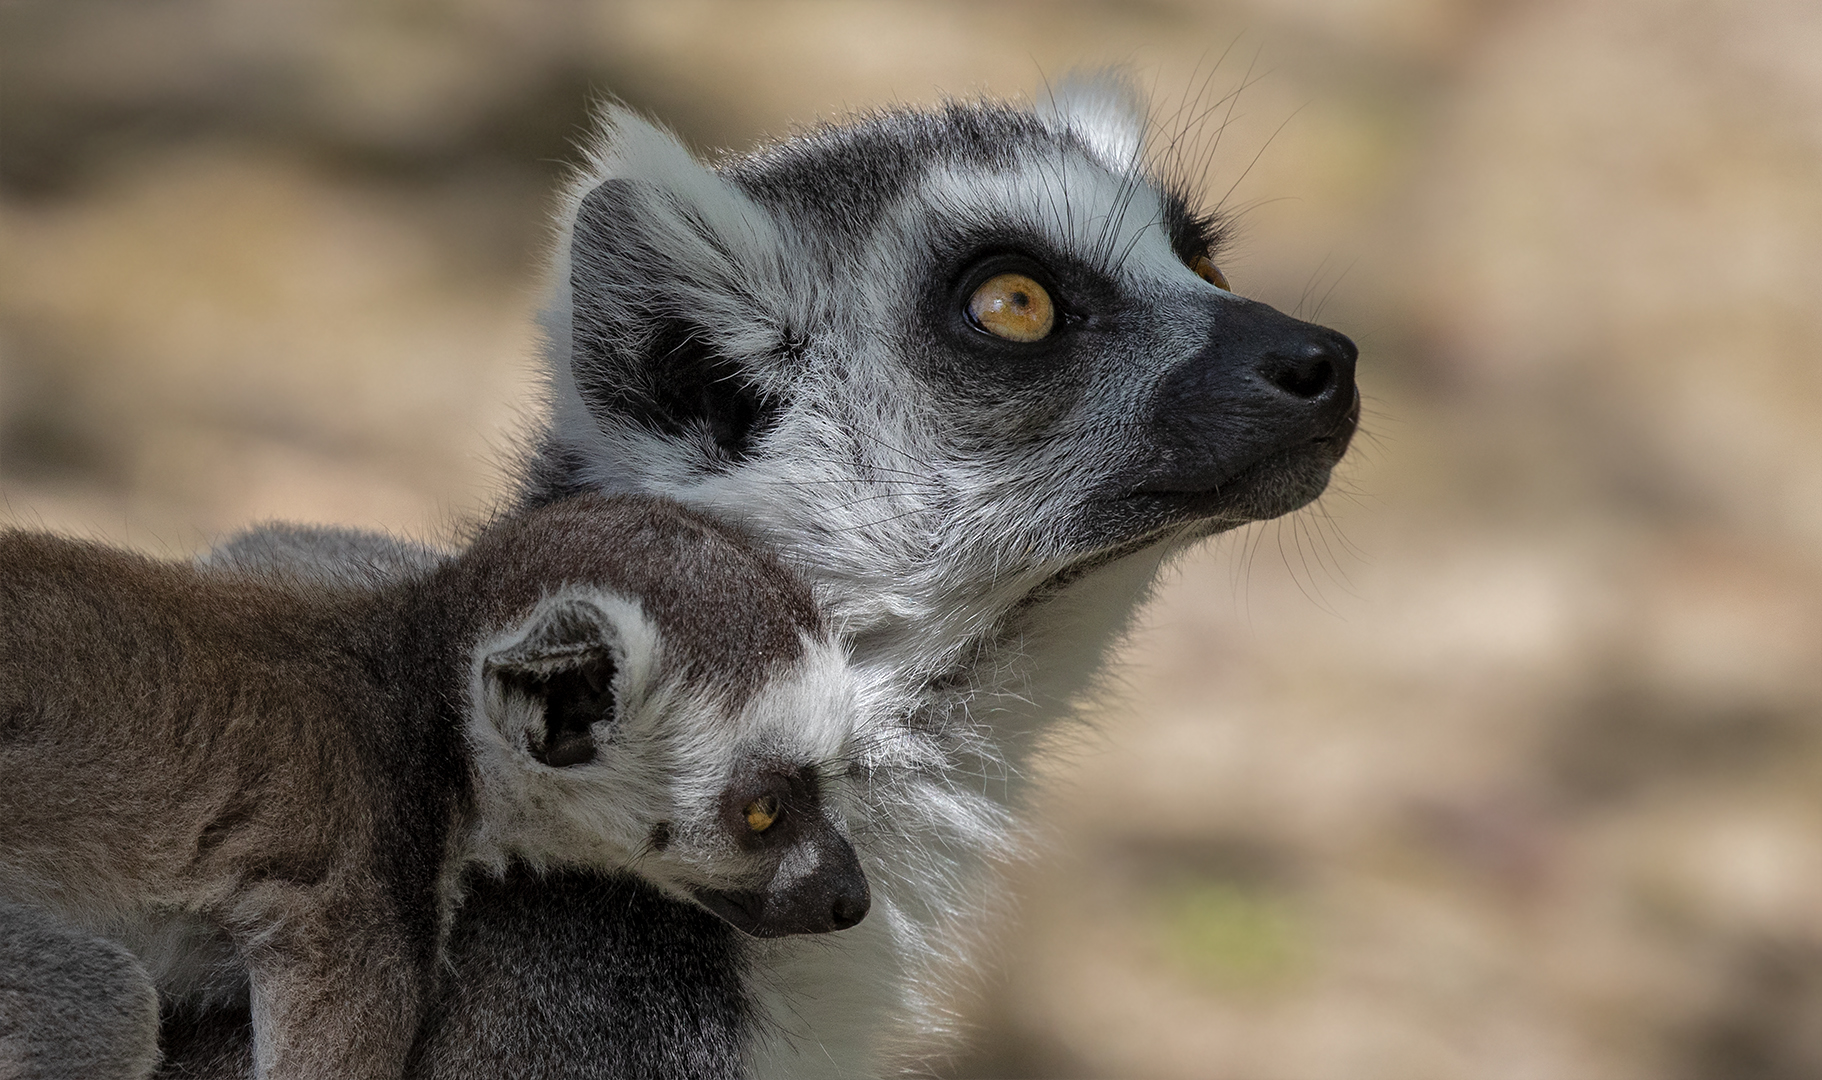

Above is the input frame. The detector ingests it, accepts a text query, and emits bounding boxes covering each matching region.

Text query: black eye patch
[642,318,783,464]
[720,764,822,851]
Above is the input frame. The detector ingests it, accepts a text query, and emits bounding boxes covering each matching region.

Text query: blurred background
[4,1,1821,1076]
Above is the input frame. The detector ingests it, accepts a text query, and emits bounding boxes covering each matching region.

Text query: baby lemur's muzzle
[691,821,871,937]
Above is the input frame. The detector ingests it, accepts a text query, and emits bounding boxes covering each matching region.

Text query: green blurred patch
[1151,880,1307,994]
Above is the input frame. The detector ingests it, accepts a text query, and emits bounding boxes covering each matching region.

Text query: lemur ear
[560,109,795,463]
[1042,70,1148,172]
[483,597,628,768]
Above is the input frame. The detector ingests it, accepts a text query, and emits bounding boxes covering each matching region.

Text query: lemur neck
[840,542,1175,772]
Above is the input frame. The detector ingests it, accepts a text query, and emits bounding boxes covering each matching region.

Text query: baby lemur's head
[438,493,868,938]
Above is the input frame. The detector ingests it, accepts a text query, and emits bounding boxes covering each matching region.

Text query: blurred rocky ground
[4,1,1821,1077]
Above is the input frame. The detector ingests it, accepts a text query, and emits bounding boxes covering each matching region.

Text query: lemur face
[682,745,870,937]
[897,168,1358,552]
[546,75,1357,632]
[459,497,870,938]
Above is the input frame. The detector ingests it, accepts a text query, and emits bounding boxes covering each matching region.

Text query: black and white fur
[158,73,1358,1078]
[0,494,871,1079]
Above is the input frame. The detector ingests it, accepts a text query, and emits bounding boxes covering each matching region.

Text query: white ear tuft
[550,103,800,452]
[1042,70,1149,172]
[568,105,782,272]
[484,595,626,680]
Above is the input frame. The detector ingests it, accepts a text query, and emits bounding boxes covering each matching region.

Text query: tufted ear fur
[563,111,797,465]
[482,597,629,768]
[1041,70,1149,173]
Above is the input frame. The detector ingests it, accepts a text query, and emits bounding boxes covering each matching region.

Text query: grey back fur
[205,523,444,588]
[0,899,160,1080]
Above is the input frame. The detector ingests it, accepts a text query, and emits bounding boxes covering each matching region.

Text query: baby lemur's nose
[829,887,869,931]
[1256,329,1357,408]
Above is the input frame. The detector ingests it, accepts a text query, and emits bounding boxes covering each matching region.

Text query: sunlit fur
[527,74,1331,1076]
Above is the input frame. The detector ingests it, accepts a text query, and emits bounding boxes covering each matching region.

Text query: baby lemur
[0,493,870,1080]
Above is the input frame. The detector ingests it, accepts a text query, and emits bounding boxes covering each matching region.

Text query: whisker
[827,505,934,534]
[748,476,941,490]
[1215,100,1305,219]
[1310,257,1357,324]
[1198,45,1266,199]
[1296,252,1334,319]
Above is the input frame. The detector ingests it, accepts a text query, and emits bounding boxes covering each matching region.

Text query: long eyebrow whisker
[1310,257,1357,323]
[1216,100,1304,220]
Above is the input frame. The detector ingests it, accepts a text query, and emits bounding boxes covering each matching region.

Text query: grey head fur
[449,494,874,939]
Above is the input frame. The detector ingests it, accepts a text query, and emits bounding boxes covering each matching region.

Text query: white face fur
[463,588,872,938]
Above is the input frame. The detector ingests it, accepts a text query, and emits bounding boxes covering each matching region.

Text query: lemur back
[0,494,870,1080]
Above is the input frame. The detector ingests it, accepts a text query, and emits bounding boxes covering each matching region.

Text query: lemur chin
[157,71,1358,1080]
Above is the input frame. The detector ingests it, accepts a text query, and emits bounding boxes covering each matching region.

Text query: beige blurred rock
[0,148,536,550]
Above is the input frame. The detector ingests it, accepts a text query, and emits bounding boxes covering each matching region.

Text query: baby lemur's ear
[482,596,631,768]
[559,109,799,464]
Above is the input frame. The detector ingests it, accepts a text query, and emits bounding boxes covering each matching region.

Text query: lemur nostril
[1272,358,1334,399]
[1256,332,1355,402]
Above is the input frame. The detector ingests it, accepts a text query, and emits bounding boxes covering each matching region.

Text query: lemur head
[536,73,1358,667]
[451,494,870,937]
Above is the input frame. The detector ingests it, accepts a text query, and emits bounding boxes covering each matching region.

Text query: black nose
[829,889,869,931]
[1134,302,1360,504]
[1257,330,1357,407]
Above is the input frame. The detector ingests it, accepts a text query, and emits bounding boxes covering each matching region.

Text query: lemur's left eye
[744,795,780,833]
[1190,255,1230,291]
[968,273,1055,342]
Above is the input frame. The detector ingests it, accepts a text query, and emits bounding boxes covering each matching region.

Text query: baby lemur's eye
[743,795,780,833]
[1189,255,1230,291]
[967,273,1055,342]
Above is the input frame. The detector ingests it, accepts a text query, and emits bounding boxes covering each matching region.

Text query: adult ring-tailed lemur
[155,74,1358,1080]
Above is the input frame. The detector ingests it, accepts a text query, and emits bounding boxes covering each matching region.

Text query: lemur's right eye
[744,795,780,833]
[967,273,1055,342]
[1190,255,1230,291]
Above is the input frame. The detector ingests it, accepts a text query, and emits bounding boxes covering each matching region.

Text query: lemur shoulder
[0,494,871,1080]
